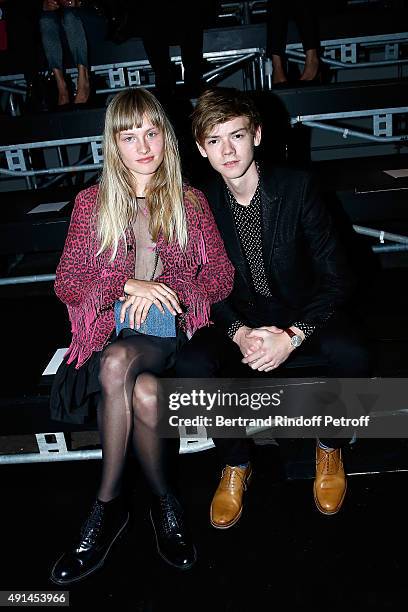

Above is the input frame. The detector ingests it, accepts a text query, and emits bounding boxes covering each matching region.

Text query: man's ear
[254,125,262,147]
[196,141,208,158]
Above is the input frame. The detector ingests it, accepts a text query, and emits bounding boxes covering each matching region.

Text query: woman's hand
[118,280,181,329]
[118,295,155,330]
[123,279,182,316]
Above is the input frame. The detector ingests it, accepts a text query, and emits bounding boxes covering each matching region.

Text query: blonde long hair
[97,88,187,260]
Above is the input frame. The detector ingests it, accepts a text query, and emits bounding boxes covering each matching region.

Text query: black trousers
[266,0,320,58]
[142,31,203,99]
[141,0,216,99]
[175,312,371,465]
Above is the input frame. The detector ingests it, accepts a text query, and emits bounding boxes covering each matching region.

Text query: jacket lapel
[260,167,282,273]
[203,174,252,286]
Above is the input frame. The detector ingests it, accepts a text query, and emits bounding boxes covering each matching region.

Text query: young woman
[49,87,234,584]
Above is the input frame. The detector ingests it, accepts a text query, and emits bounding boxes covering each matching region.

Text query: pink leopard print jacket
[55,184,234,368]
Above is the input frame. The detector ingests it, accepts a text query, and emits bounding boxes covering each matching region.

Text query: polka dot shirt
[226,183,271,297]
[225,183,316,341]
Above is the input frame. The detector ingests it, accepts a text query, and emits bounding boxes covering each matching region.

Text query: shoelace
[318,449,341,475]
[157,496,184,537]
[221,467,248,491]
[77,502,104,549]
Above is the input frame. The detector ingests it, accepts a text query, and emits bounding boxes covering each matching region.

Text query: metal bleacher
[1,76,407,265]
[0,2,407,466]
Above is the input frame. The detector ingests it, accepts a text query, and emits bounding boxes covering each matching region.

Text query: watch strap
[283,327,302,348]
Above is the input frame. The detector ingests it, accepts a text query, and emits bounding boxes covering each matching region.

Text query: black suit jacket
[202,165,353,333]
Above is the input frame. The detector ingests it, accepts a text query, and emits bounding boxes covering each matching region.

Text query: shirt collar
[225,173,261,211]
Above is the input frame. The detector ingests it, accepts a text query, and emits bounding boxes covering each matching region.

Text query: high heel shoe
[73,73,97,109]
[73,88,91,108]
[73,89,95,109]
[297,60,330,87]
[272,80,290,90]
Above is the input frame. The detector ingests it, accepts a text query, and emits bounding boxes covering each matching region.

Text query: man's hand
[241,326,293,371]
[233,325,263,358]
[43,0,60,10]
[43,1,80,10]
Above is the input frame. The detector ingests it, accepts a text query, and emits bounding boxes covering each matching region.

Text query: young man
[175,87,370,529]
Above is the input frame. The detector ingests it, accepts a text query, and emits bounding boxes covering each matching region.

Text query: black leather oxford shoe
[50,497,129,585]
[150,493,197,570]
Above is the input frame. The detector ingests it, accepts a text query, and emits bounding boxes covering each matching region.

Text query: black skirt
[49,328,186,425]
[50,348,103,425]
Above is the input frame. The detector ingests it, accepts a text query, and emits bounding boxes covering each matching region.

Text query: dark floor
[2,444,408,611]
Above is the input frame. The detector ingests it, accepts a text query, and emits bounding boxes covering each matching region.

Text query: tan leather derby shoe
[210,464,252,529]
[313,445,347,515]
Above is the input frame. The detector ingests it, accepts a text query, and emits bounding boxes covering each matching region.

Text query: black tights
[96,333,176,502]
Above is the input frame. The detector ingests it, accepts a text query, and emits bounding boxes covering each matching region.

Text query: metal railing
[290,106,408,145]
[1,103,407,188]
[0,224,405,288]
[0,48,265,117]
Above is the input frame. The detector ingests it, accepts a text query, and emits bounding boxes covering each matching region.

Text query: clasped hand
[237,325,293,372]
[43,0,79,10]
[119,279,182,329]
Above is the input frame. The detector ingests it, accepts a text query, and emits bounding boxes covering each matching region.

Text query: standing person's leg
[60,7,90,104]
[293,0,321,81]
[142,34,175,102]
[178,1,205,98]
[39,10,70,106]
[175,326,253,528]
[266,0,290,85]
[307,312,371,514]
[180,33,204,99]
[50,334,195,585]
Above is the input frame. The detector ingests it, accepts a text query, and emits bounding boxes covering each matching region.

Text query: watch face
[291,335,302,348]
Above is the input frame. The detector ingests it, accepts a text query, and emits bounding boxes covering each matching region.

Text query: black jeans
[175,312,371,465]
[266,0,320,58]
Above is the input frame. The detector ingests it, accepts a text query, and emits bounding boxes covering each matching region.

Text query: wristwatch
[283,327,303,348]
